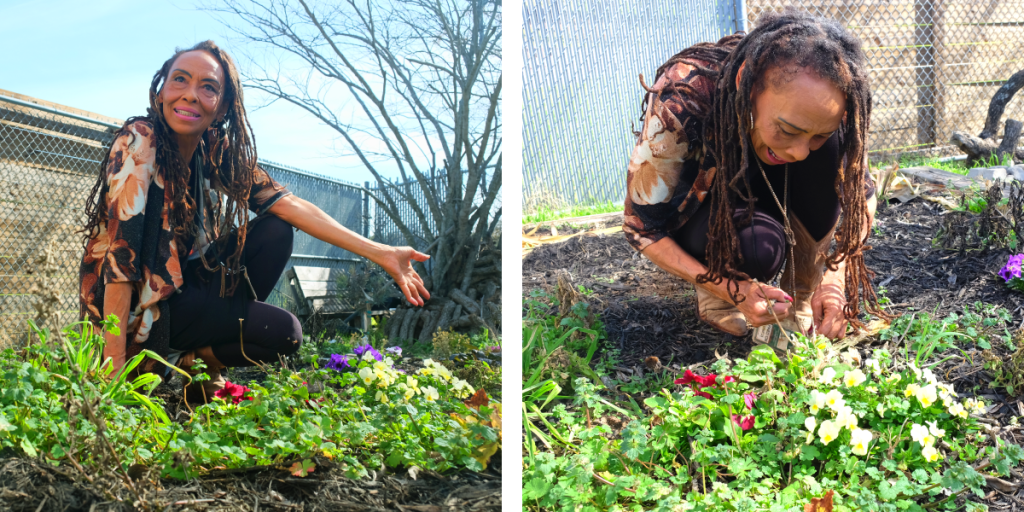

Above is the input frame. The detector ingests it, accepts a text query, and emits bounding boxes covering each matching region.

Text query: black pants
[168,215,303,367]
[673,158,841,281]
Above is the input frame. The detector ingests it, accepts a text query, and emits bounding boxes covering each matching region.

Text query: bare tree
[211,0,502,341]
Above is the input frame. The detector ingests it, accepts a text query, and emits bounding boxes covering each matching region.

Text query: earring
[749,112,754,127]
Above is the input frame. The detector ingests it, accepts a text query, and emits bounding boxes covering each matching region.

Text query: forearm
[102,282,131,367]
[641,237,739,304]
[268,195,387,264]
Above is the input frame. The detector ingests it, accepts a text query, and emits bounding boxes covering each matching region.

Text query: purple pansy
[1000,254,1024,282]
[353,343,383,361]
[325,354,352,371]
[385,346,402,356]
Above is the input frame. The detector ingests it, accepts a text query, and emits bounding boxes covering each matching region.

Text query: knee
[736,215,786,280]
[260,215,294,246]
[279,312,303,356]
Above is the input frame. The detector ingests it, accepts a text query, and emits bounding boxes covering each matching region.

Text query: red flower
[731,414,755,430]
[214,381,253,405]
[674,369,698,386]
[694,390,713,399]
[694,373,719,388]
[722,376,737,385]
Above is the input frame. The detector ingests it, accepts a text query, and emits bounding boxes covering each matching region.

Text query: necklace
[752,156,796,297]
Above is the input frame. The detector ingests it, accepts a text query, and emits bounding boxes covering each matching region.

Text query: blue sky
[0,0,389,184]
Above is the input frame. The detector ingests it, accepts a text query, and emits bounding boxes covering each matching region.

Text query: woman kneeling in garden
[78,40,429,400]
[623,10,885,341]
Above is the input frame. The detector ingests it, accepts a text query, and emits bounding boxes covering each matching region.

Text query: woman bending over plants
[78,41,429,401]
[623,10,885,342]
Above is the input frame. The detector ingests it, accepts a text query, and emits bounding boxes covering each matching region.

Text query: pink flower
[214,381,253,405]
[731,414,755,431]
[743,393,757,410]
[694,373,719,388]
[694,390,713,399]
[722,376,737,385]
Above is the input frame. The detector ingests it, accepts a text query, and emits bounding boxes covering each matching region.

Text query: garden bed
[522,186,1024,510]
[0,325,503,512]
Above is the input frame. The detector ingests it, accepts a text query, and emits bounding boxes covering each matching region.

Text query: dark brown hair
[654,10,883,324]
[82,40,257,295]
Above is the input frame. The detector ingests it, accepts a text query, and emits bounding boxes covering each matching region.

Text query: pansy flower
[214,381,253,405]
[325,354,352,371]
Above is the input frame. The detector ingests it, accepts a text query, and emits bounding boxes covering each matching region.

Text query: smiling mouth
[767,147,789,163]
[174,108,200,118]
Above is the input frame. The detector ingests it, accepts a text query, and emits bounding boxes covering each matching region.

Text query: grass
[887,152,1014,176]
[522,200,622,225]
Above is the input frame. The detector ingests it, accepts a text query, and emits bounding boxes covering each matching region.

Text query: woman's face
[158,50,228,140]
[748,66,846,165]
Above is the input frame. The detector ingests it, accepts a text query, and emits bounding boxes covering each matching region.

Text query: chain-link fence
[522,0,746,211]
[523,0,1024,210]
[0,91,443,344]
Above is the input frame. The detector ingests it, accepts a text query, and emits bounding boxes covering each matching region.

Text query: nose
[784,141,811,162]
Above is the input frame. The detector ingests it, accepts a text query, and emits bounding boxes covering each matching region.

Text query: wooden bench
[285,266,389,332]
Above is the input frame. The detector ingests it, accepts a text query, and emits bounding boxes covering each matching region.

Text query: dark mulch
[0,455,501,511]
[0,364,501,511]
[522,190,1024,508]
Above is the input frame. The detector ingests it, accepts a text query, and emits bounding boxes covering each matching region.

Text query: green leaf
[20,438,37,458]
[290,459,316,477]
[799,445,820,461]
[757,434,781,444]
[524,477,553,500]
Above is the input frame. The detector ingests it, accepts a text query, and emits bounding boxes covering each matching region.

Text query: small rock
[1010,165,1024,181]
[967,167,1009,181]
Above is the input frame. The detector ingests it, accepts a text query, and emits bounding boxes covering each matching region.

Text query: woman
[79,41,429,400]
[623,11,883,342]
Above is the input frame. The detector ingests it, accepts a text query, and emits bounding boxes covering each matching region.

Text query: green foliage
[523,312,1021,511]
[0,318,499,480]
[432,329,475,359]
[523,200,622,225]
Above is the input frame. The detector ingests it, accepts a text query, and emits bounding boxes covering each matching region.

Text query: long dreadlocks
[652,10,883,323]
[81,40,259,296]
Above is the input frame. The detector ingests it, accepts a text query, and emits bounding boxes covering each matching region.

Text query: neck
[175,132,202,165]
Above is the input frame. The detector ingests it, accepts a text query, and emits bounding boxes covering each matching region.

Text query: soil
[0,364,502,511]
[522,191,1024,508]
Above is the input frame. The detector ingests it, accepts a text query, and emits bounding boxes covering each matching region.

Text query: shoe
[695,286,749,336]
[177,346,227,403]
[778,215,838,336]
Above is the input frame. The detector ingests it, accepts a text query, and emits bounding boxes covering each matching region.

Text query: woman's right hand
[732,280,793,327]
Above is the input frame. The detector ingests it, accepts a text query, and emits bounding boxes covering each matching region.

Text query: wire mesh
[523,0,1024,210]
[0,94,446,344]
[522,0,746,212]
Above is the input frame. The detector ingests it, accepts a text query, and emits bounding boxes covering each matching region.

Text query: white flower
[825,389,845,412]
[865,358,882,375]
[922,444,942,462]
[904,383,920,398]
[452,378,475,397]
[375,390,389,403]
[865,386,878,394]
[423,386,440,401]
[809,390,826,414]
[836,406,858,430]
[358,367,376,386]
[820,367,837,385]
[948,401,968,419]
[910,423,935,447]
[818,419,841,445]
[805,416,817,432]
[876,403,885,417]
[886,374,902,384]
[921,368,938,385]
[927,421,946,438]
[915,384,938,408]
[908,362,922,380]
[850,428,873,456]
[844,369,867,387]
[965,397,986,414]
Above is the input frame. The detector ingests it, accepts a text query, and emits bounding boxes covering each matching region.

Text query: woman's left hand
[811,271,847,339]
[378,246,431,306]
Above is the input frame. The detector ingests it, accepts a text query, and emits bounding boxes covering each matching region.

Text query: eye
[777,126,796,137]
[204,84,218,93]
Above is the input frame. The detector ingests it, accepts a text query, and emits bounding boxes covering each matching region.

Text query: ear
[735,60,746,90]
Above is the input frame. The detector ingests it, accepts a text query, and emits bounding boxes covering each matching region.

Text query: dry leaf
[465,389,489,410]
[804,489,834,512]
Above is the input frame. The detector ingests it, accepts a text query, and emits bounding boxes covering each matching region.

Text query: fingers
[817,306,847,339]
[399,279,423,307]
[410,250,431,262]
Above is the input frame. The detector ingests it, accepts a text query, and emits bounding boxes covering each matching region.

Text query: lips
[765,147,790,165]
[172,107,201,120]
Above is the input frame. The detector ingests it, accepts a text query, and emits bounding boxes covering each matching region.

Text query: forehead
[170,50,224,83]
[757,66,845,126]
